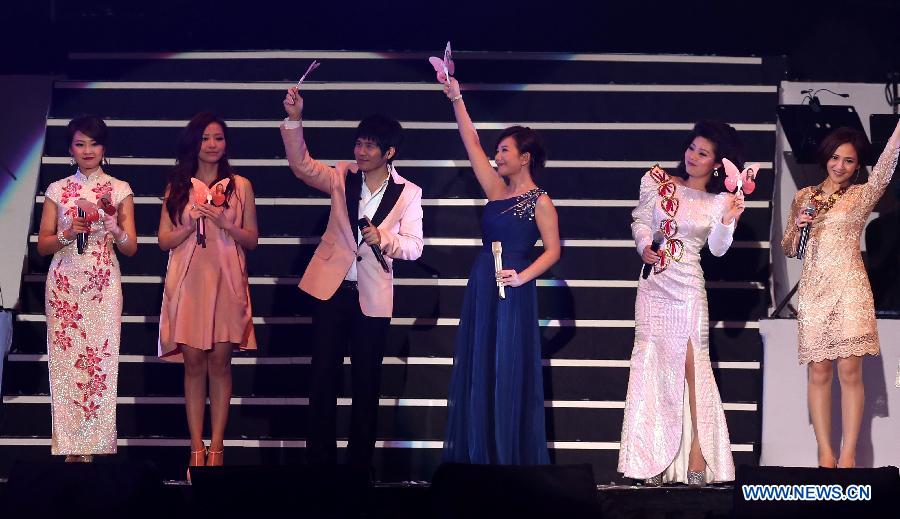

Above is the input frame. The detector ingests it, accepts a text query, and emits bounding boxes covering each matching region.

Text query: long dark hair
[166,112,235,225]
[672,120,745,193]
[494,125,547,176]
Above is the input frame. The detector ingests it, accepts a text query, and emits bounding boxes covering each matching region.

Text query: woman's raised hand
[283,86,303,120]
[442,76,462,101]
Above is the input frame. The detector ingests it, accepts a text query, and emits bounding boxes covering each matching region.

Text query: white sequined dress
[618,166,736,483]
[44,169,132,455]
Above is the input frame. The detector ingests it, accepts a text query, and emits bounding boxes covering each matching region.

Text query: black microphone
[196,208,206,248]
[357,216,390,273]
[76,207,86,255]
[641,231,665,279]
[796,203,816,260]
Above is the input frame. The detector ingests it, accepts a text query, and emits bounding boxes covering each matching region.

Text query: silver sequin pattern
[44,169,132,455]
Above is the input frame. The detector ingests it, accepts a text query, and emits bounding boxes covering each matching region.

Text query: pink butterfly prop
[296,60,321,87]
[722,158,761,195]
[74,199,101,222]
[98,194,116,216]
[428,41,455,84]
[190,177,230,206]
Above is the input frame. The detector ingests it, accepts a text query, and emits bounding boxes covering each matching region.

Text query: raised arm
[858,118,900,213]
[281,86,338,194]
[442,77,507,200]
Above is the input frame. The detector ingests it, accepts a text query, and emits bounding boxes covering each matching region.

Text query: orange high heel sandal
[206,448,223,467]
[187,445,207,482]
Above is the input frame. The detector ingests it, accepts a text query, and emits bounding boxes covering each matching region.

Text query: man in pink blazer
[281,87,424,474]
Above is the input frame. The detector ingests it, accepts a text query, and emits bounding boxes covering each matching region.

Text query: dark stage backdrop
[1,50,776,482]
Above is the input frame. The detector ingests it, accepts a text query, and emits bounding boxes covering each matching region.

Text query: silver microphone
[796,203,816,260]
[491,241,505,299]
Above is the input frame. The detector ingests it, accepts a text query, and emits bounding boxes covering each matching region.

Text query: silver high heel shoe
[643,473,663,487]
[687,470,705,487]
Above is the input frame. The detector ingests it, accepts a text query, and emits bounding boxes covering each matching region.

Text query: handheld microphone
[358,216,390,273]
[641,232,665,279]
[491,241,505,299]
[796,203,816,260]
[196,194,210,248]
[76,207,86,254]
[196,215,206,247]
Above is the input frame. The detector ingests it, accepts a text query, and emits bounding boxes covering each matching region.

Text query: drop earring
[713,167,719,177]
[69,156,76,167]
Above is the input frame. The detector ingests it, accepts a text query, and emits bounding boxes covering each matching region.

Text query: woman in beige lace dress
[782,119,900,468]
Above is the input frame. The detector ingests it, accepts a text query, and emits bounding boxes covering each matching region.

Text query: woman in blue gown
[438,73,561,464]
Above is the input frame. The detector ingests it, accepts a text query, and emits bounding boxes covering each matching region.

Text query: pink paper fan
[74,198,100,222]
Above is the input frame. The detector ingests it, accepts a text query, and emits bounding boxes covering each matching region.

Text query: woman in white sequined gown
[37,116,138,461]
[618,121,745,485]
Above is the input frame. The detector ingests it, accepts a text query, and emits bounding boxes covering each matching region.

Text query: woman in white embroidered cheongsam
[37,116,137,462]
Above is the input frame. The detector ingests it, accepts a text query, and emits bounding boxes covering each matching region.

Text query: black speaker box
[5,460,166,518]
[430,463,599,518]
[189,464,371,518]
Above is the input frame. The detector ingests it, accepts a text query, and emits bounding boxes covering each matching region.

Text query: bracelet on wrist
[115,232,129,245]
[57,230,75,246]
[450,94,463,103]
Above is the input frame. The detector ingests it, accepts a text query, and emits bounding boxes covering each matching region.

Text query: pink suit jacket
[280,123,424,318]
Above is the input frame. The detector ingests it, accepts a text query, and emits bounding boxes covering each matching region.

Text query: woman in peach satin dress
[782,119,900,468]
[157,112,258,476]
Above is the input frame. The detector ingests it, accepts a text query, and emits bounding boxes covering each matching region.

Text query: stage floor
[0,477,734,519]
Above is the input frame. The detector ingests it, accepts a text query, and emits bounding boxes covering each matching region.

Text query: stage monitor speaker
[430,463,598,518]
[777,105,871,165]
[189,464,370,517]
[5,460,166,518]
[733,465,900,518]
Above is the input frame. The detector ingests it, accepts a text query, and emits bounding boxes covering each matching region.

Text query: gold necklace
[810,183,848,216]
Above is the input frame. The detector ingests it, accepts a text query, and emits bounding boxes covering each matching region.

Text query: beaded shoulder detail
[501,188,547,220]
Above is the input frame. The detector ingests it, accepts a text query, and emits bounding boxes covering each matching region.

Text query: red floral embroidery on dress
[59,179,82,205]
[48,293,85,337]
[53,269,71,294]
[73,339,111,421]
[74,343,110,377]
[82,265,111,303]
[52,329,73,351]
[90,239,112,266]
[92,181,113,201]
[76,373,108,401]
[48,269,81,351]
[76,400,101,421]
